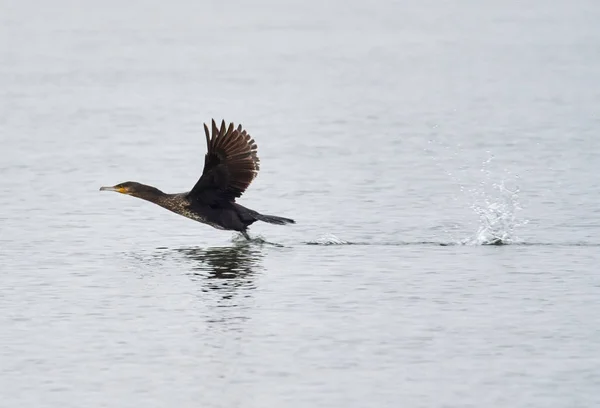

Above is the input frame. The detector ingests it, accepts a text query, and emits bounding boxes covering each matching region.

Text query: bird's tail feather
[255,213,295,225]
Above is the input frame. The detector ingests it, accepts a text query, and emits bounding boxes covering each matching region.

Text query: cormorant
[100,119,295,240]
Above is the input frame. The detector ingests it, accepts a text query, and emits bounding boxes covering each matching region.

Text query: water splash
[462,181,529,245]
[230,233,285,247]
[307,233,349,245]
[457,155,529,245]
[426,140,528,246]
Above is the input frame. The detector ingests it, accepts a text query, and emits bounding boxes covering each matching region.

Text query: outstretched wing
[188,119,260,204]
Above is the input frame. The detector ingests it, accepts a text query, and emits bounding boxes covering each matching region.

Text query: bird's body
[100,120,295,239]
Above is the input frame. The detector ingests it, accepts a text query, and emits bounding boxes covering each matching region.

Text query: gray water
[1,0,600,407]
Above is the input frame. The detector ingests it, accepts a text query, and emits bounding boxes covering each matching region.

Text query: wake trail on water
[306,149,529,246]
[303,234,600,247]
[235,145,596,248]
[304,145,597,247]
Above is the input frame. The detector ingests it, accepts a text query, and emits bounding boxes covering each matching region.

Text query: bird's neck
[130,186,170,206]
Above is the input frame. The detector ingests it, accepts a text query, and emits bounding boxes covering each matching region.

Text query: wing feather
[188,119,260,203]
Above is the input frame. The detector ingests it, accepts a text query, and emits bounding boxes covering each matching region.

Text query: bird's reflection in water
[175,241,264,299]
[133,240,267,333]
[175,242,265,332]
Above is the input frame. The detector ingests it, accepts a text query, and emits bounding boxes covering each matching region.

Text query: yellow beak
[99,186,127,194]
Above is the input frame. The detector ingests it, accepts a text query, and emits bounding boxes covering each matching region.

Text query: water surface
[1,0,600,407]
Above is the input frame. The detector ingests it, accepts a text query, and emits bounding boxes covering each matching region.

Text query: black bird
[100,119,295,240]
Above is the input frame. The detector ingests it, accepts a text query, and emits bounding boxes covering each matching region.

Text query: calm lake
[1,0,599,407]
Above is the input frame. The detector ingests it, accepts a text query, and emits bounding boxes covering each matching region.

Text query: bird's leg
[241,231,251,241]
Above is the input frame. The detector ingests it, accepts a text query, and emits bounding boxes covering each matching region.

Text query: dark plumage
[100,119,295,240]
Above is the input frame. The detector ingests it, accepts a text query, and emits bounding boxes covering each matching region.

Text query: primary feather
[189,119,260,204]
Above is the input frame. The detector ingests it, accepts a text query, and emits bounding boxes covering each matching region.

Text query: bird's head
[99,181,163,199]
